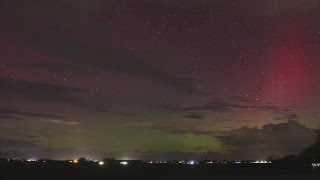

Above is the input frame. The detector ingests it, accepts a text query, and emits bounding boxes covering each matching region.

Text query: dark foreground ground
[1,161,320,180]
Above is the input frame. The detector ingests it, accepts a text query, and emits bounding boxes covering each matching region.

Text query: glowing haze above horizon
[1,0,320,160]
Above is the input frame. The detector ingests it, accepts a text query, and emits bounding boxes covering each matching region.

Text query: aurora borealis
[1,0,320,160]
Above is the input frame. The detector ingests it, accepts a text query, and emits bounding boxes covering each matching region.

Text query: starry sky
[1,0,320,161]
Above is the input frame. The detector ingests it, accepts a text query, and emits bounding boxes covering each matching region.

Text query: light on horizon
[27,159,37,162]
[120,161,128,165]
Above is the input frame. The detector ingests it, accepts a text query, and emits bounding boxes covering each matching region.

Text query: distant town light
[252,160,271,164]
[187,160,197,165]
[312,163,320,168]
[27,159,37,162]
[120,161,128,165]
[98,161,104,166]
[73,160,78,164]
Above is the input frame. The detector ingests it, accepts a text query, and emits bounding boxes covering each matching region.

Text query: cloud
[0,107,80,125]
[0,138,40,148]
[217,120,316,160]
[161,98,300,123]
[183,101,243,112]
[6,61,80,72]
[161,101,242,113]
[184,112,205,120]
[0,77,113,111]
[43,119,79,126]
[0,115,24,120]
[222,118,253,123]
[166,129,216,136]
[0,77,85,104]
[160,105,183,112]
[253,105,300,121]
[254,105,290,114]
[179,101,294,115]
[273,113,300,121]
[0,107,67,120]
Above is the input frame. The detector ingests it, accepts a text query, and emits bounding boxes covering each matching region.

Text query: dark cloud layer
[160,101,242,113]
[161,99,299,121]
[273,113,300,121]
[0,138,40,149]
[217,120,316,160]
[6,61,80,72]
[0,77,84,103]
[184,112,205,120]
[0,115,23,120]
[0,107,67,120]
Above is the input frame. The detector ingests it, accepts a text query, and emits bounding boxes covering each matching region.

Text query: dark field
[1,161,320,180]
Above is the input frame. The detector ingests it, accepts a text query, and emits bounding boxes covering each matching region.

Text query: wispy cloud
[160,101,242,113]
[43,119,79,126]
[0,107,67,120]
[0,107,80,125]
[0,115,24,120]
[0,138,40,148]
[0,77,85,104]
[160,97,300,121]
[184,112,205,120]
[5,61,80,72]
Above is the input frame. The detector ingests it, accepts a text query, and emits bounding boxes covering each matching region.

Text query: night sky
[1,0,320,161]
